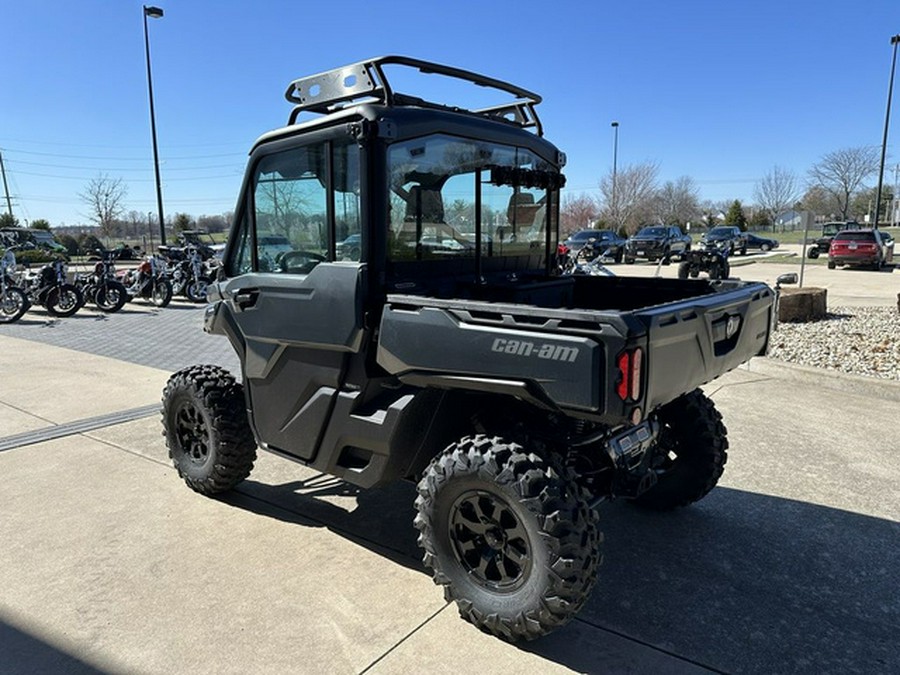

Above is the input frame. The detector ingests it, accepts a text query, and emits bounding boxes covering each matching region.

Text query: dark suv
[700,226,747,256]
[624,225,691,263]
[161,56,777,642]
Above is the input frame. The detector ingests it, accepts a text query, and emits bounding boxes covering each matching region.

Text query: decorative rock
[778,287,827,323]
[768,306,900,380]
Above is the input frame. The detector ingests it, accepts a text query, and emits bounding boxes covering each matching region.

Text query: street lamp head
[611,121,619,128]
[144,5,164,18]
[891,34,900,45]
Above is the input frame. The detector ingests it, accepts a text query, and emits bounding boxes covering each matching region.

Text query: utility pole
[0,150,13,217]
[873,34,900,229]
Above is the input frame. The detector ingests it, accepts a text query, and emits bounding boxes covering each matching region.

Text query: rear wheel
[186,276,210,303]
[632,389,728,510]
[827,260,836,269]
[415,435,601,641]
[162,364,257,495]
[761,243,771,252]
[708,259,730,280]
[0,287,28,323]
[808,248,820,259]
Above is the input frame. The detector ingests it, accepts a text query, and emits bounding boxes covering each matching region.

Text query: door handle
[231,288,259,310]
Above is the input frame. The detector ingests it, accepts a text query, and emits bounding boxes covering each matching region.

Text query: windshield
[834,231,875,242]
[708,227,734,236]
[637,227,666,237]
[386,134,560,267]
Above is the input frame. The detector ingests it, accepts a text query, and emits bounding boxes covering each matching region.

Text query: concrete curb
[741,356,900,402]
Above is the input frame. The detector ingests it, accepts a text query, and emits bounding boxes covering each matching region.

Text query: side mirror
[775,273,798,288]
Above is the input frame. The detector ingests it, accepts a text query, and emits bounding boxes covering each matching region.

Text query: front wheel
[0,287,28,323]
[808,248,820,259]
[632,390,728,510]
[162,364,257,495]
[95,280,128,313]
[415,435,601,641]
[45,283,83,317]
[150,279,173,308]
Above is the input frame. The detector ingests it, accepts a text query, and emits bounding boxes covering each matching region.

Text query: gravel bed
[767,305,900,380]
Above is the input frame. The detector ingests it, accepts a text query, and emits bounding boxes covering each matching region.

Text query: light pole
[143,5,166,246]
[611,121,619,229]
[873,34,900,229]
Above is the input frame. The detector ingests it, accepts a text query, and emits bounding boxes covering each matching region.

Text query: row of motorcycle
[0,244,217,324]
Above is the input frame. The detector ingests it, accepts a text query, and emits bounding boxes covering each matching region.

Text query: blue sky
[2,0,899,227]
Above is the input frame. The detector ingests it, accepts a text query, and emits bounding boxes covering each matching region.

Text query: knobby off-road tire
[162,364,256,495]
[633,389,728,510]
[415,435,602,641]
[708,259,730,280]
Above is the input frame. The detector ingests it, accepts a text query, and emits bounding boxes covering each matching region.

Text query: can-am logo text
[491,338,579,363]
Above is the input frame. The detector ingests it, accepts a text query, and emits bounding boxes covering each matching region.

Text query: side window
[227,209,253,276]
[334,142,362,260]
[254,144,328,273]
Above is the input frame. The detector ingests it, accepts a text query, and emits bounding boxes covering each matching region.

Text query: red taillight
[617,348,643,401]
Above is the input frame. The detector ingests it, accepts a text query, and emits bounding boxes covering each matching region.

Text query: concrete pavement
[1,325,899,673]
[616,245,899,308]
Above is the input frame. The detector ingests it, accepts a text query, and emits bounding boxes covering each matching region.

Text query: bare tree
[807,146,879,220]
[799,185,839,219]
[599,162,659,234]
[560,193,599,235]
[79,174,128,240]
[754,166,801,228]
[653,176,700,227]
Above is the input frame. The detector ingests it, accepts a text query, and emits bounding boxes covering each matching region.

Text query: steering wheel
[279,250,326,274]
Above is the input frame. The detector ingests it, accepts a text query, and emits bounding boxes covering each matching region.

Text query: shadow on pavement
[0,617,109,675]
[219,475,899,674]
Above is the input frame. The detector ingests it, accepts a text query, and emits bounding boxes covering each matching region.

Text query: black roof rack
[284,55,544,135]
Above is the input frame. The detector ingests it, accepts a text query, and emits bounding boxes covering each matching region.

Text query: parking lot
[1,252,899,674]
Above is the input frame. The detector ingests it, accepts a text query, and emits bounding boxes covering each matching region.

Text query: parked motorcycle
[559,239,615,277]
[20,257,84,317]
[166,244,211,303]
[0,246,29,323]
[118,255,173,308]
[75,250,128,313]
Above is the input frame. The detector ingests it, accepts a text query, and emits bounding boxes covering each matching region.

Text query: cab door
[217,136,364,461]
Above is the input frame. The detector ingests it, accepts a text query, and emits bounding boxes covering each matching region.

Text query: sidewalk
[1,334,898,674]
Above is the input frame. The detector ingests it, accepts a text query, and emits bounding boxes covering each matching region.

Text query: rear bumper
[829,254,879,266]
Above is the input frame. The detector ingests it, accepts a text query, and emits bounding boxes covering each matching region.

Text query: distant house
[775,210,802,230]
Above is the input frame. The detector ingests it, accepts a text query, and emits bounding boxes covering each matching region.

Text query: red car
[828,229,894,270]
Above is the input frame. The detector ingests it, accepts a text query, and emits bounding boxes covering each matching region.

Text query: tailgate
[636,281,774,411]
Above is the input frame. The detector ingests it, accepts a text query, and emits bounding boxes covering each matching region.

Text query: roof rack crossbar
[284,55,543,134]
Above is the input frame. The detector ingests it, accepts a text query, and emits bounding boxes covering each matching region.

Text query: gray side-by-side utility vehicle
[162,56,778,641]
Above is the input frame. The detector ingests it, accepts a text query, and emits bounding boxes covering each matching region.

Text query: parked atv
[677,240,731,280]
